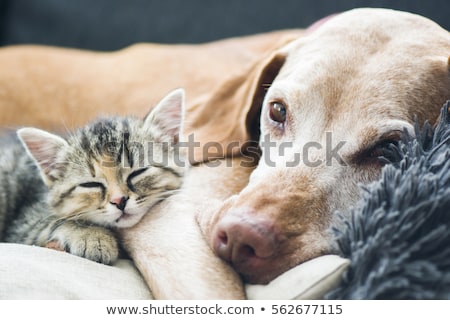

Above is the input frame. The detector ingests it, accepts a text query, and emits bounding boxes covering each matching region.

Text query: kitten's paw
[53,226,119,265]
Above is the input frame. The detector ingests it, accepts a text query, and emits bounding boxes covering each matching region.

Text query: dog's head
[204,8,450,284]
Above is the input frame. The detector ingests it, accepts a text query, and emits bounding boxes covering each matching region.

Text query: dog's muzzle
[211,209,288,284]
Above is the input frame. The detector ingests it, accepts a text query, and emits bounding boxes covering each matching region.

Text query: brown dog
[2,8,450,298]
[203,8,450,284]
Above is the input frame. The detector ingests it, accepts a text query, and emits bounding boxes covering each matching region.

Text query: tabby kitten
[0,89,185,264]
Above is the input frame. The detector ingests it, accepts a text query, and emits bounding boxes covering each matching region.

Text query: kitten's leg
[46,221,119,265]
[5,201,119,264]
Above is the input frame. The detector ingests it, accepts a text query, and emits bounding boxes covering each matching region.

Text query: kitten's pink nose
[110,196,129,211]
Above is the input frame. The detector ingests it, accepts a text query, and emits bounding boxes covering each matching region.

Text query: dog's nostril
[237,244,256,260]
[217,230,228,246]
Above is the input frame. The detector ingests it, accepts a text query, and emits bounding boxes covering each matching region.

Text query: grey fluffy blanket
[327,102,450,299]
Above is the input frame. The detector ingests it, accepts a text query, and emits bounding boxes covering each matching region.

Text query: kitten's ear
[17,128,68,184]
[143,88,185,143]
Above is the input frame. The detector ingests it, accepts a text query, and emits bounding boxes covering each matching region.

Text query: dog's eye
[366,140,401,164]
[353,130,405,167]
[269,102,287,123]
[371,141,400,163]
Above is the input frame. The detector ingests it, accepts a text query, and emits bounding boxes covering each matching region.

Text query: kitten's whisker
[31,211,68,228]
[65,209,106,222]
[135,192,177,205]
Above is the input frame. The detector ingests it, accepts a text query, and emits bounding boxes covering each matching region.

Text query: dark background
[1,0,449,51]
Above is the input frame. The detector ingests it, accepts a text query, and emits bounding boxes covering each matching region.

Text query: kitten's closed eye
[78,182,105,190]
[128,168,148,180]
[127,168,148,191]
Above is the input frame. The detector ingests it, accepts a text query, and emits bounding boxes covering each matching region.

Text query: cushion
[0,243,152,299]
[0,243,348,299]
[246,255,350,299]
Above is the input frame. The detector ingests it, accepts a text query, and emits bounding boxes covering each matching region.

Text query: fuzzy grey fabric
[327,102,450,299]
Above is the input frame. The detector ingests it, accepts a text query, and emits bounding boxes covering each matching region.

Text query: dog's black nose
[212,210,280,283]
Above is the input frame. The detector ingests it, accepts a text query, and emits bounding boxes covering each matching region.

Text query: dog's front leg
[119,160,252,299]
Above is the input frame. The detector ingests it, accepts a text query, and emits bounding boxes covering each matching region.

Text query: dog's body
[0,29,301,130]
[1,8,450,298]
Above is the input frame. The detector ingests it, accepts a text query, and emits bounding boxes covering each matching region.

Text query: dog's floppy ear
[429,56,450,126]
[184,49,288,164]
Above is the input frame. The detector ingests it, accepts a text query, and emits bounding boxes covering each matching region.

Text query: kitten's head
[18,89,185,228]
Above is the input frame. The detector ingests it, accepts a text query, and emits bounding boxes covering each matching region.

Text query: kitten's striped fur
[0,89,185,264]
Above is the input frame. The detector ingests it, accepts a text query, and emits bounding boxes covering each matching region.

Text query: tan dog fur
[0,30,301,130]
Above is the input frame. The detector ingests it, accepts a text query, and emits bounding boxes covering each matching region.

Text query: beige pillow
[0,243,348,299]
[246,255,350,299]
[0,243,152,299]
